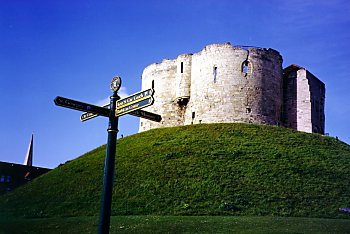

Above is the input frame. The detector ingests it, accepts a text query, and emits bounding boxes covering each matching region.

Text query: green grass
[1,123,350,220]
[1,216,350,234]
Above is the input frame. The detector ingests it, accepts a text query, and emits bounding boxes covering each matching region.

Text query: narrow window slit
[242,61,250,77]
[213,65,218,83]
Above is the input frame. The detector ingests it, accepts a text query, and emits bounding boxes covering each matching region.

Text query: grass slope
[1,216,350,234]
[1,123,350,219]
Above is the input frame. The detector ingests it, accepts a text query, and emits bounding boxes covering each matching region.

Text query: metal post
[98,91,120,234]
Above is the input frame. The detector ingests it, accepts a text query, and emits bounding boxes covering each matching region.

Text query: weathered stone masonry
[139,43,325,135]
[282,64,325,134]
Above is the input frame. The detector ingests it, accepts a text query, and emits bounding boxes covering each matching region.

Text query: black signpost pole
[98,90,120,234]
[54,75,160,234]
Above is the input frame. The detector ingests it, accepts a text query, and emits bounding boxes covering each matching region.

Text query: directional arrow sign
[81,104,161,122]
[80,104,109,122]
[117,89,153,110]
[129,109,162,122]
[80,112,101,122]
[116,97,154,117]
[54,96,110,117]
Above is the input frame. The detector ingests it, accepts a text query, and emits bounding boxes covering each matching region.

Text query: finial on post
[111,76,122,93]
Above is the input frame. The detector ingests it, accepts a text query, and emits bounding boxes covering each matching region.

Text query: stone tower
[139,43,325,135]
[282,64,325,134]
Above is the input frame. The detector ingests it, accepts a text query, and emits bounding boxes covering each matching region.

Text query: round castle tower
[139,43,283,132]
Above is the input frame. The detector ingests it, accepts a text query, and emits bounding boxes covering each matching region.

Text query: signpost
[80,111,100,122]
[116,97,154,117]
[80,104,109,122]
[116,88,153,108]
[54,96,109,117]
[129,109,161,122]
[54,76,161,234]
[81,107,161,123]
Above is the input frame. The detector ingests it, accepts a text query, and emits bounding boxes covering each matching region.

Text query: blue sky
[1,0,349,168]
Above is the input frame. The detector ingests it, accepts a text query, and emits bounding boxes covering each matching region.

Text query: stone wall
[308,71,325,134]
[282,67,297,129]
[140,59,179,131]
[183,44,283,126]
[282,64,325,134]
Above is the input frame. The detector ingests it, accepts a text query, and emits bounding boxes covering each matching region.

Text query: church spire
[23,134,33,166]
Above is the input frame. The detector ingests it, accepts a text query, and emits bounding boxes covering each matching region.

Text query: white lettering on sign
[116,97,154,117]
[116,89,153,109]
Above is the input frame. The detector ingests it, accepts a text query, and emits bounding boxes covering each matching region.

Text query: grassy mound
[1,123,349,218]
